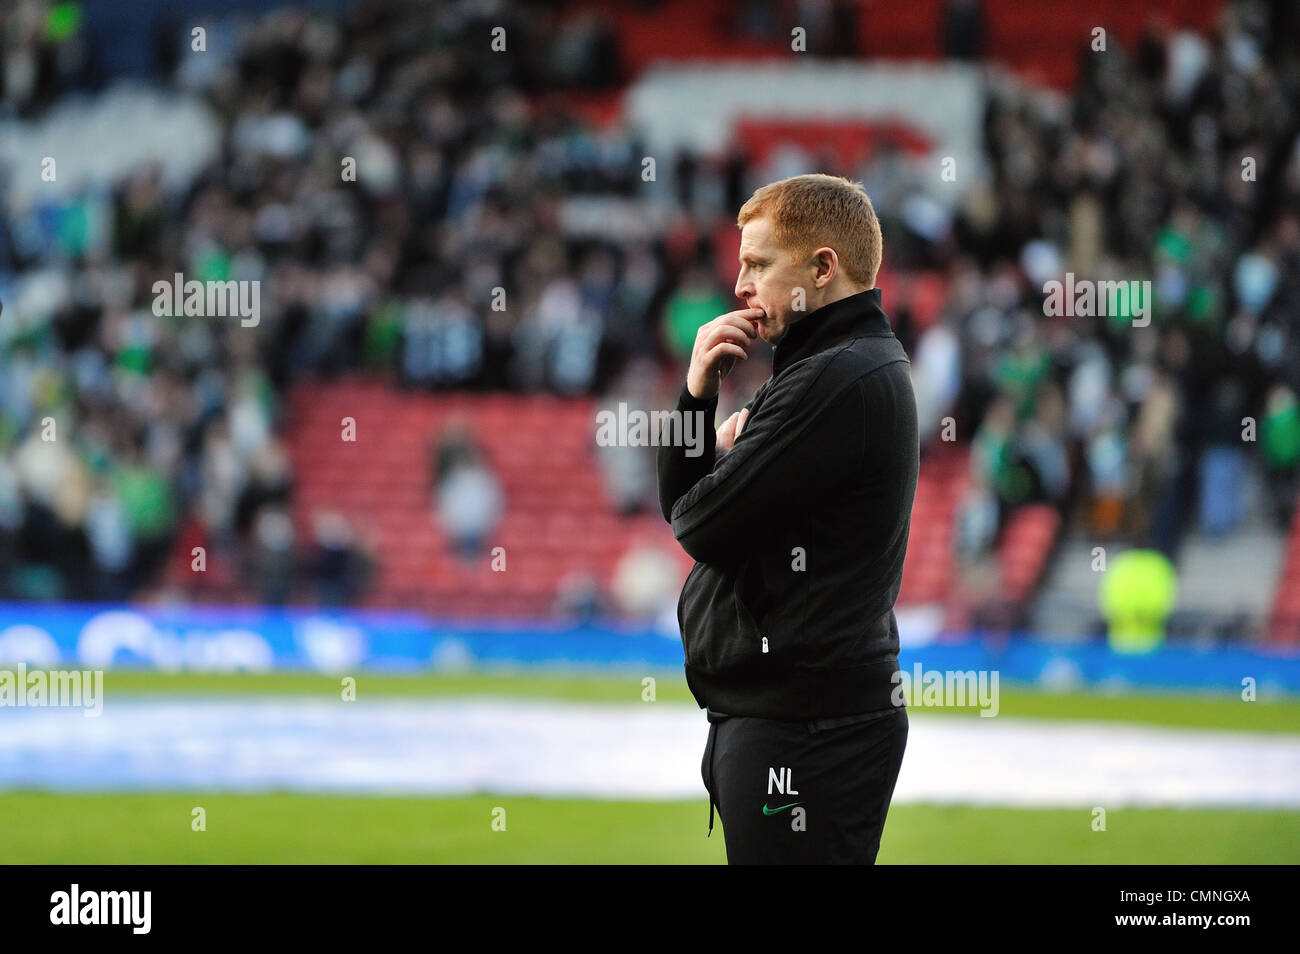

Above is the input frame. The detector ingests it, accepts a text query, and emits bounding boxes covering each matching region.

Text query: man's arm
[656,306,763,521]
[656,367,776,523]
[666,369,865,567]
[656,384,718,522]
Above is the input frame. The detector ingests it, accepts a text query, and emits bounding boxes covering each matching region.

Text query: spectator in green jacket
[1262,384,1300,528]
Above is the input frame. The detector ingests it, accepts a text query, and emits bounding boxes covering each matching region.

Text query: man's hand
[716,407,749,453]
[686,308,763,400]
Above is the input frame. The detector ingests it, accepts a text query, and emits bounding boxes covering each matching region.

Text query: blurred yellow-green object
[1099,549,1178,654]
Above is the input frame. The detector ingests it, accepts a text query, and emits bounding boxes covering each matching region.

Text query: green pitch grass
[2,669,1297,863]
[1,792,1296,863]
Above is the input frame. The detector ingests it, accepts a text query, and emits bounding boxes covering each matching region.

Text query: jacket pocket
[680,560,765,674]
[735,537,811,663]
[732,561,766,656]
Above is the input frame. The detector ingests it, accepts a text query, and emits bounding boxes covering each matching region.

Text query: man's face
[734,216,814,345]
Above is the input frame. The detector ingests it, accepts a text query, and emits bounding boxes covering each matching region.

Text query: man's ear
[812,247,837,288]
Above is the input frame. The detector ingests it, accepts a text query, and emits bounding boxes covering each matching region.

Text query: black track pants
[701,705,908,864]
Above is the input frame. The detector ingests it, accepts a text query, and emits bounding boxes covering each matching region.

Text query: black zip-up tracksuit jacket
[656,287,919,721]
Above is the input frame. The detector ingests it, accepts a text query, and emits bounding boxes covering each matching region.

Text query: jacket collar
[771,287,892,375]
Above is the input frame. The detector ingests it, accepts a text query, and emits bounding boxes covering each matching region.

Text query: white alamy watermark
[152,272,260,327]
[891,664,999,716]
[1043,272,1151,327]
[595,403,708,458]
[0,663,103,717]
[50,884,151,934]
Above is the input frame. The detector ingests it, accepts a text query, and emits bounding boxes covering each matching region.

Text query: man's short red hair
[737,173,883,286]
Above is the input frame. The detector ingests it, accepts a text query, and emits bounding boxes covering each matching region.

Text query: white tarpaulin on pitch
[1,698,1297,808]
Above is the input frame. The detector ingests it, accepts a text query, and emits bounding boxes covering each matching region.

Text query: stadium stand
[2,0,1297,643]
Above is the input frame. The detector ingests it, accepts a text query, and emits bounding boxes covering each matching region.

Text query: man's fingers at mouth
[708,342,748,363]
[718,311,761,335]
[709,324,754,347]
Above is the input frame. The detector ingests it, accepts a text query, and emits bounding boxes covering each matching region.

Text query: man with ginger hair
[657,174,918,864]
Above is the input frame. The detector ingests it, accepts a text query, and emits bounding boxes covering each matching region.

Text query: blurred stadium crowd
[0,0,1297,629]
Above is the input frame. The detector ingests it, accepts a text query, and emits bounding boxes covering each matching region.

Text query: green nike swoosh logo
[762,801,802,815]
